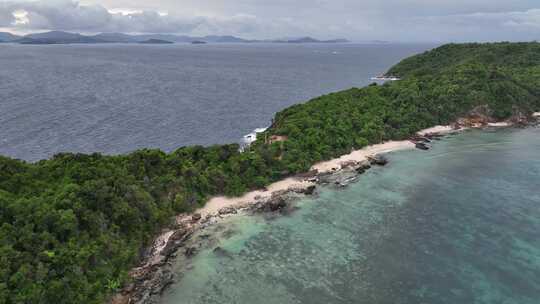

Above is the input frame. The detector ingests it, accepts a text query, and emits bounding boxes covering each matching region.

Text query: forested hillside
[1,42,540,303]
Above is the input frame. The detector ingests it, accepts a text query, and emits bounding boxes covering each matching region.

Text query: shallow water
[0,43,433,161]
[161,128,540,304]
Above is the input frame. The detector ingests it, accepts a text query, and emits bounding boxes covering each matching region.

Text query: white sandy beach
[195,125,455,218]
[201,178,315,217]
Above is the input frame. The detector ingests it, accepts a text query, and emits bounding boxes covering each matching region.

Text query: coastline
[111,125,461,304]
[113,117,540,304]
[201,125,455,218]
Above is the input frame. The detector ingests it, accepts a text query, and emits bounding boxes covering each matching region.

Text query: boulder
[368,155,388,166]
[415,142,430,150]
[184,247,197,257]
[218,206,238,215]
[355,162,371,174]
[169,228,188,241]
[191,213,201,222]
[304,185,316,195]
[268,196,287,211]
[294,185,316,195]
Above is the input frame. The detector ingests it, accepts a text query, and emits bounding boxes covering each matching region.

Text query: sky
[1,0,540,42]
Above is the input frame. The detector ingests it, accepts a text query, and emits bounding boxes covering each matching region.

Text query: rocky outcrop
[218,206,238,215]
[191,213,201,222]
[367,155,388,166]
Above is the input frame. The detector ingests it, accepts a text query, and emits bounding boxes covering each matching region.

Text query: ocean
[0,43,433,161]
[160,127,540,304]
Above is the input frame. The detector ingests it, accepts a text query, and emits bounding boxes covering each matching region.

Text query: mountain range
[0,31,350,45]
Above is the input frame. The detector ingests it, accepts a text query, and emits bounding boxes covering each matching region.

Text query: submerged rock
[184,247,197,257]
[415,142,430,150]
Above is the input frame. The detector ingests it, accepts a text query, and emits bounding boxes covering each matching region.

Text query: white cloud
[0,0,225,34]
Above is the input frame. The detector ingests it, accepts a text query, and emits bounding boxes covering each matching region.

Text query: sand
[487,122,512,127]
[311,140,415,173]
[201,178,315,217]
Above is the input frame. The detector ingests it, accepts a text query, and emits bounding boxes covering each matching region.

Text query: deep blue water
[0,43,433,161]
[161,128,540,304]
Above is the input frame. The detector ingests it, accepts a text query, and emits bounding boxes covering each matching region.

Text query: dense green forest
[1,42,540,303]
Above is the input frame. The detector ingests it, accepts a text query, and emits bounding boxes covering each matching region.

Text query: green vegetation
[1,42,540,303]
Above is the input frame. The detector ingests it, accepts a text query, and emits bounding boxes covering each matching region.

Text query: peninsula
[1,42,539,304]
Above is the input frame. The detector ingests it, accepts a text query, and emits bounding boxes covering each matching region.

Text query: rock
[191,213,202,222]
[295,169,318,178]
[293,185,316,195]
[415,142,430,150]
[169,228,188,241]
[355,162,371,174]
[304,185,316,195]
[368,155,388,166]
[161,241,182,258]
[268,196,287,211]
[201,215,213,224]
[184,247,197,257]
[218,206,238,215]
[411,135,431,143]
[340,160,357,168]
[252,195,289,213]
[213,246,233,258]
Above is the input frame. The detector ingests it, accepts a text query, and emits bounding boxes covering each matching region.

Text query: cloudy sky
[1,0,540,42]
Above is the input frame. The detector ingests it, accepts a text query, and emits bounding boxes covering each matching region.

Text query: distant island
[138,39,174,44]
[0,30,350,45]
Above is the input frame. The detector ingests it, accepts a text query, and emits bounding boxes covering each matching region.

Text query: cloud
[0,0,218,33]
[407,8,540,42]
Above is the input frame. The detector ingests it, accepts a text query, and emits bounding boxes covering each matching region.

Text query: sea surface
[161,127,540,304]
[0,43,433,161]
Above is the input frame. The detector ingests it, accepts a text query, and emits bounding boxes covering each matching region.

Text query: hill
[0,32,21,42]
[1,42,539,303]
[138,39,174,44]
[0,31,348,44]
[19,31,105,44]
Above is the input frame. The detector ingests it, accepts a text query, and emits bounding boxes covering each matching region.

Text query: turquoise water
[161,128,540,304]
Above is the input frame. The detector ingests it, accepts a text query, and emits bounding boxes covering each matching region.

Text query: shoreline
[201,125,455,218]
[111,125,460,304]
[112,121,532,304]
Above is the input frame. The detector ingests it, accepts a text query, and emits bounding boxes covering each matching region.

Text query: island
[138,39,174,44]
[1,42,539,304]
[0,30,350,45]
